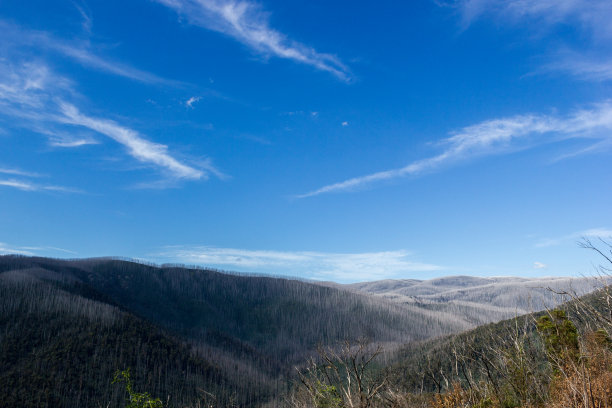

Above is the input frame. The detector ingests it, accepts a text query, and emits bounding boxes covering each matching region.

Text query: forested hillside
[285,283,612,408]
[1,255,606,407]
[0,270,238,407]
[0,255,468,407]
[388,284,612,393]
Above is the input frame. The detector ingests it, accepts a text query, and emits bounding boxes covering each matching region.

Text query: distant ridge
[329,275,603,327]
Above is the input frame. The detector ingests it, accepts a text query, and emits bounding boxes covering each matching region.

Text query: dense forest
[0,268,240,407]
[1,254,609,407]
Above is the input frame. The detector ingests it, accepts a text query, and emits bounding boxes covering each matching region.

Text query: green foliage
[536,309,579,365]
[113,369,163,408]
[592,328,612,347]
[472,397,493,408]
[313,382,343,408]
[498,395,519,408]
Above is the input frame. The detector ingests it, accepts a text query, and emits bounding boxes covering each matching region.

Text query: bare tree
[291,339,389,408]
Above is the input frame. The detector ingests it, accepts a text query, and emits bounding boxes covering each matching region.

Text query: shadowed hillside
[0,255,471,407]
[1,255,605,407]
[0,270,237,407]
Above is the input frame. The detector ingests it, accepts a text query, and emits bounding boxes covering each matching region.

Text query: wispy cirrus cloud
[0,164,79,195]
[535,228,612,248]
[155,246,443,282]
[0,59,214,183]
[58,102,205,180]
[0,179,39,191]
[0,20,179,86]
[450,0,612,39]
[0,178,82,193]
[154,0,351,81]
[0,242,34,256]
[29,126,100,148]
[73,2,93,34]
[49,40,182,86]
[0,166,43,178]
[0,162,79,194]
[0,242,76,256]
[543,51,612,82]
[47,135,100,148]
[297,102,612,198]
[445,0,612,82]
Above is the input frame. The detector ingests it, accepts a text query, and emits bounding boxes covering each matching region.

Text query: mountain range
[0,255,604,407]
[334,275,600,327]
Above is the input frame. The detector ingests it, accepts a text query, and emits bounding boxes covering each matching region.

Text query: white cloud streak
[536,228,612,248]
[533,262,547,269]
[0,178,82,193]
[156,246,443,282]
[297,102,612,198]
[0,20,179,86]
[0,179,37,191]
[73,2,93,34]
[0,243,35,256]
[544,52,612,82]
[59,103,204,180]
[48,136,99,148]
[0,167,42,178]
[0,60,212,182]
[53,41,180,86]
[0,163,80,193]
[31,127,101,148]
[447,1,612,82]
[0,242,76,256]
[452,0,612,39]
[154,0,351,80]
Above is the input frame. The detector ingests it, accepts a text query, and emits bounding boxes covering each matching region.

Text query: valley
[1,255,607,407]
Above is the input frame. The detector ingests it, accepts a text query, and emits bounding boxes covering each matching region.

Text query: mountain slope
[387,283,612,395]
[1,255,604,407]
[0,255,472,407]
[0,270,238,408]
[338,275,601,327]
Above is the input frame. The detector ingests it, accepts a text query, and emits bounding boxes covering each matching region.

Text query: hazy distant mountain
[333,275,604,327]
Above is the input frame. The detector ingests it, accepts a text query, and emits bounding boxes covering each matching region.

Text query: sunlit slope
[340,275,600,326]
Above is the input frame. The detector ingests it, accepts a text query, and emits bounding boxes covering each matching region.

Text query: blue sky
[1,0,611,282]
